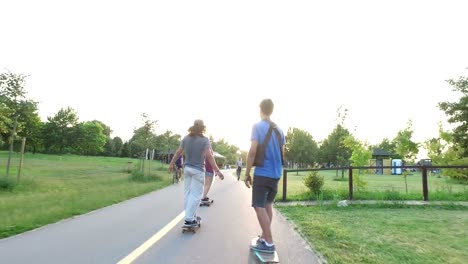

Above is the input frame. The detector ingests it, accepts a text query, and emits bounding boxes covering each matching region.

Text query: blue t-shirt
[251,120,285,179]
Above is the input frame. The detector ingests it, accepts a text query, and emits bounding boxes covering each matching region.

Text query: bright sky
[1,1,467,158]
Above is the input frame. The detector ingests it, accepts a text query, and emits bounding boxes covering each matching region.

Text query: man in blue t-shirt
[245,98,285,253]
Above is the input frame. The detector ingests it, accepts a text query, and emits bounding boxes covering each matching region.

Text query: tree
[90,120,113,156]
[111,137,124,157]
[424,122,464,167]
[343,135,372,167]
[73,121,107,155]
[156,130,181,158]
[375,138,400,159]
[121,141,130,157]
[342,135,371,191]
[0,71,28,111]
[0,71,41,150]
[0,72,27,135]
[319,106,352,176]
[211,138,239,165]
[438,71,468,156]
[90,120,112,137]
[393,120,419,164]
[285,127,318,168]
[393,120,419,193]
[319,125,352,167]
[425,123,468,181]
[43,107,79,154]
[128,113,158,157]
[20,110,43,153]
[0,103,10,136]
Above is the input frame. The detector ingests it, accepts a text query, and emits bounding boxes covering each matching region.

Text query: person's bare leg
[202,176,214,199]
[259,202,273,241]
[254,207,273,244]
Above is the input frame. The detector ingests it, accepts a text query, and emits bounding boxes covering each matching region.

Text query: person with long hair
[170,119,224,227]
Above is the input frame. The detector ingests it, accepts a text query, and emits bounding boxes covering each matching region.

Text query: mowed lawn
[0,152,173,238]
[277,204,468,264]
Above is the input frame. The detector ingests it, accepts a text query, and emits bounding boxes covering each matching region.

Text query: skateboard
[200,199,214,207]
[181,218,201,233]
[250,237,280,263]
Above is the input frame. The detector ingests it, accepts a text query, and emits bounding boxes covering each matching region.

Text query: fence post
[422,166,429,201]
[282,169,287,202]
[17,137,26,183]
[348,166,353,200]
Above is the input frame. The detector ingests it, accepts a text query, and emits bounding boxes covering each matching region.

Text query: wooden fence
[282,165,468,201]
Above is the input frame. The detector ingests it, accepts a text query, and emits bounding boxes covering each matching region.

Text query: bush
[129,171,162,182]
[445,158,468,182]
[0,177,16,191]
[303,171,324,195]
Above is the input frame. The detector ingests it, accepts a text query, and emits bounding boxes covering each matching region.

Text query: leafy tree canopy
[393,120,419,164]
[438,71,468,156]
[285,127,318,167]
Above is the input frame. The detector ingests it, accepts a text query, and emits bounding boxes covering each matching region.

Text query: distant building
[369,148,394,175]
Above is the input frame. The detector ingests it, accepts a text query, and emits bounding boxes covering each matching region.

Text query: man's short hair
[260,99,274,116]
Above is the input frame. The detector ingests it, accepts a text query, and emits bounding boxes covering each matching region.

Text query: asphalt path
[0,169,322,264]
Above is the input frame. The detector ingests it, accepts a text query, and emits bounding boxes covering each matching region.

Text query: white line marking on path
[117,211,185,264]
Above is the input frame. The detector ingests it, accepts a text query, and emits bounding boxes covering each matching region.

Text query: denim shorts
[252,176,279,208]
[205,171,214,177]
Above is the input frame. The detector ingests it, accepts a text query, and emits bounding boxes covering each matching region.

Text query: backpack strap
[265,120,284,165]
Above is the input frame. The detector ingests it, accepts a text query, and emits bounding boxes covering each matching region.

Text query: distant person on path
[201,146,216,204]
[244,98,285,253]
[236,158,243,181]
[170,119,225,227]
[174,155,183,182]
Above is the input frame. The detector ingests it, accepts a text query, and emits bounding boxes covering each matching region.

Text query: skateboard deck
[181,219,201,233]
[250,237,280,263]
[200,199,214,207]
[181,223,200,233]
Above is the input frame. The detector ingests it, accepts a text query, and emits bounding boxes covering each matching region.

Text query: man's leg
[252,176,274,244]
[183,168,192,219]
[202,175,214,199]
[265,202,273,224]
[185,167,204,221]
[254,177,278,245]
[254,207,273,244]
[177,167,182,181]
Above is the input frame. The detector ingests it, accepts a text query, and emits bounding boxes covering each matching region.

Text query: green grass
[0,151,173,238]
[277,170,468,201]
[277,204,468,264]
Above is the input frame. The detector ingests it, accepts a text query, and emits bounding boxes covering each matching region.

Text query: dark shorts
[175,163,183,169]
[252,176,279,208]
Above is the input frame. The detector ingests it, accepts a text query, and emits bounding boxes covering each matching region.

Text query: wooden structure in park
[369,148,394,175]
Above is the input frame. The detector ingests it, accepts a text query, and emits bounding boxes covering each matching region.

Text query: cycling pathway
[0,169,323,264]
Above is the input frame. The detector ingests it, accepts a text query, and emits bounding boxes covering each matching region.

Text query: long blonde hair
[188,119,206,136]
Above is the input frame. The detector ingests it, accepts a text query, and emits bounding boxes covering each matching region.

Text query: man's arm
[205,148,224,180]
[244,140,258,188]
[169,147,184,171]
